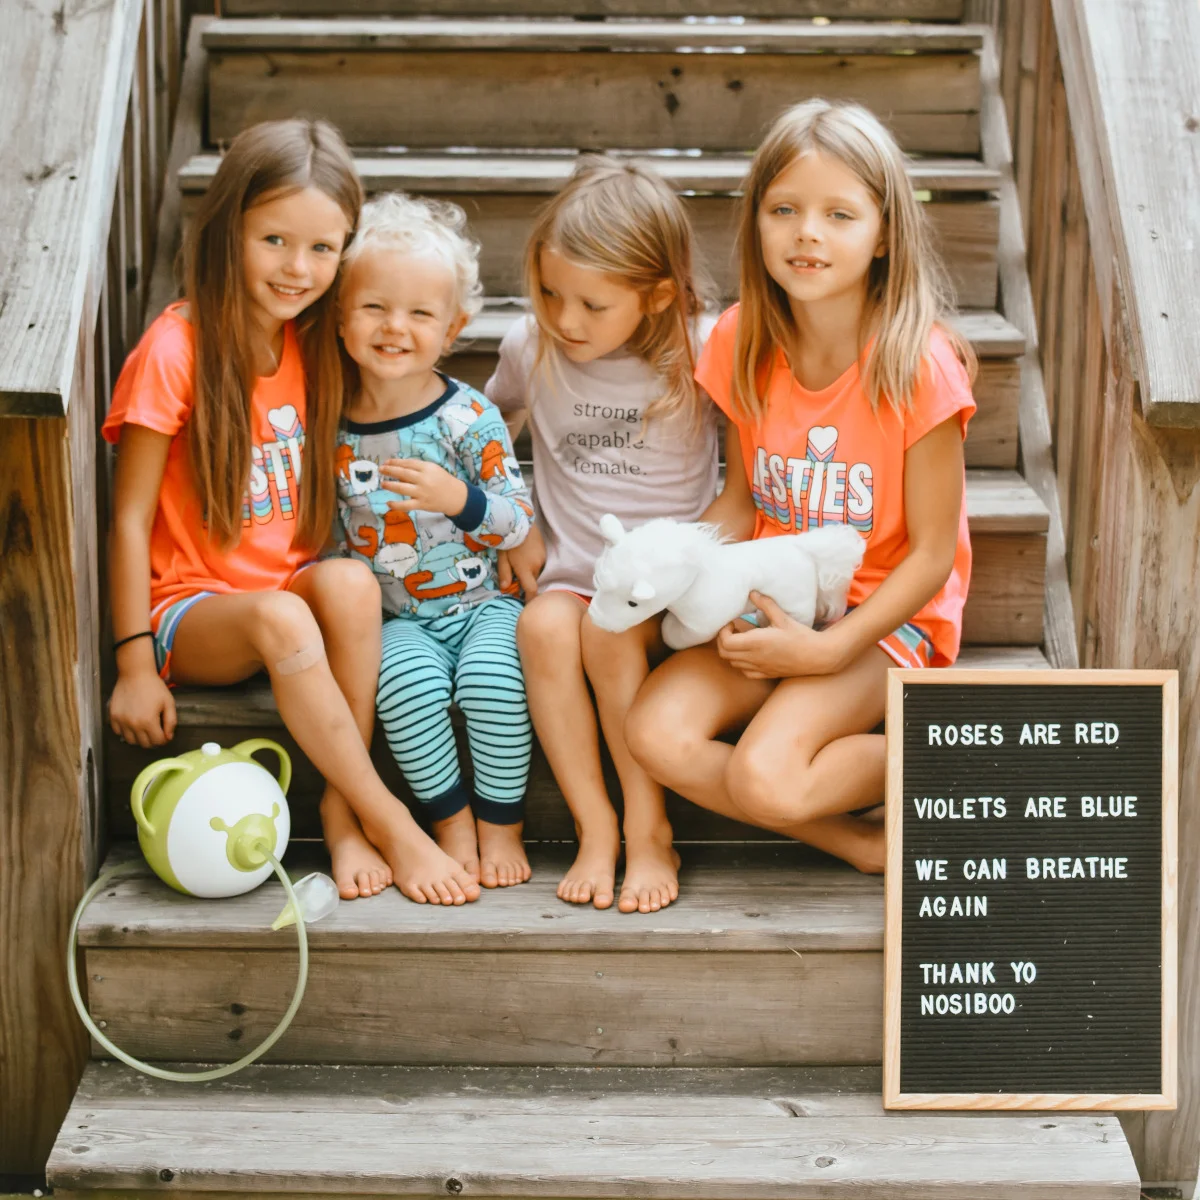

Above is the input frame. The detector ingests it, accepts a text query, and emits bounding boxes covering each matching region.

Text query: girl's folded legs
[168,568,481,905]
[626,642,891,875]
[518,591,620,910]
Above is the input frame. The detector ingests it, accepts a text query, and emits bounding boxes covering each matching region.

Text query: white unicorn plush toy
[590,514,865,651]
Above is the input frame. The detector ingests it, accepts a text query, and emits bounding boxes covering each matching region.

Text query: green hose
[66,845,307,1082]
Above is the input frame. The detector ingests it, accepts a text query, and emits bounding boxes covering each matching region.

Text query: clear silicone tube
[66,845,308,1082]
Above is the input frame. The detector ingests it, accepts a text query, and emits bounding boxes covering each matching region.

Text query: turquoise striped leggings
[377,598,530,825]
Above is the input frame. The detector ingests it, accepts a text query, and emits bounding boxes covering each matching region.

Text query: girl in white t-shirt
[486,157,718,914]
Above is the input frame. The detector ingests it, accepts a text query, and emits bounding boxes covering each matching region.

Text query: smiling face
[241,186,351,333]
[537,247,667,364]
[756,150,886,314]
[339,247,468,384]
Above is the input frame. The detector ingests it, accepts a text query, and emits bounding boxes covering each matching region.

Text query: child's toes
[480,858,500,889]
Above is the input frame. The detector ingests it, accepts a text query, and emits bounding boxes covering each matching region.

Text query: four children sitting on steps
[105,99,976,910]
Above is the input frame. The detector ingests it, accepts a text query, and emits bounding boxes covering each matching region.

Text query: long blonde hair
[184,118,362,550]
[733,99,975,423]
[524,156,712,432]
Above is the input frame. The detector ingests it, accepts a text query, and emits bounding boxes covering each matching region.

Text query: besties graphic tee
[102,303,314,610]
[696,305,976,666]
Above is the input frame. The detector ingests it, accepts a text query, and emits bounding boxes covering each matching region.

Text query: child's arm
[380,406,533,550]
[108,424,177,745]
[700,417,757,542]
[719,416,964,679]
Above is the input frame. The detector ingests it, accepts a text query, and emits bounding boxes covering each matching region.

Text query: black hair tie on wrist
[113,630,154,651]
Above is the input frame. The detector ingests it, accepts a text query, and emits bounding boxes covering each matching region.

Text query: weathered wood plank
[961,532,1047,645]
[977,28,1079,668]
[0,0,143,414]
[179,155,1000,306]
[84,944,884,1065]
[143,16,209,325]
[81,842,884,951]
[202,17,987,53]
[206,49,982,154]
[47,1100,1140,1198]
[1051,0,1200,427]
[68,1061,887,1116]
[219,0,966,17]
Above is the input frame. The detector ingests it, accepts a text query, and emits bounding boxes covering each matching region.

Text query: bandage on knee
[274,640,325,676]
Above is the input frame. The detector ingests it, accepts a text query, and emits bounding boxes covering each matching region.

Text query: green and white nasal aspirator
[67,739,339,1082]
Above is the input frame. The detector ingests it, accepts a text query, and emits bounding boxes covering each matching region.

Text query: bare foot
[557,818,620,909]
[618,826,680,914]
[431,807,481,884]
[364,806,481,905]
[477,819,531,888]
[849,820,885,874]
[320,790,393,900]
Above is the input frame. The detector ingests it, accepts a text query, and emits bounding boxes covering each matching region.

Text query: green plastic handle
[130,758,191,838]
[232,738,292,797]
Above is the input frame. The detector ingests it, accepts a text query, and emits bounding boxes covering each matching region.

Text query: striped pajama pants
[377,597,530,825]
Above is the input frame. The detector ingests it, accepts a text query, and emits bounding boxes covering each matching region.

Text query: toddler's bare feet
[557,817,620,909]
[432,807,481,884]
[320,790,392,899]
[364,807,481,905]
[477,819,531,888]
[618,824,680,914]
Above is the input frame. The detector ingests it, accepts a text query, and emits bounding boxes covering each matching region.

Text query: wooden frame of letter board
[883,668,1178,1111]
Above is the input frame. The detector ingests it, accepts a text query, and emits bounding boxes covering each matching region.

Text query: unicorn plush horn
[599,513,627,545]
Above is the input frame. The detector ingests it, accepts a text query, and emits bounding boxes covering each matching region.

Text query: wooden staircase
[48,1,1140,1196]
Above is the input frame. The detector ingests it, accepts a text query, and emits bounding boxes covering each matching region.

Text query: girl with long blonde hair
[486,156,719,913]
[105,119,481,907]
[627,99,978,872]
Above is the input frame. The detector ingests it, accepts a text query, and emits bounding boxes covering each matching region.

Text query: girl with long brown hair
[105,118,480,907]
[628,99,978,872]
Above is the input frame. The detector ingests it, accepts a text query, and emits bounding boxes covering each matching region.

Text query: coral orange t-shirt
[696,305,976,666]
[102,304,314,611]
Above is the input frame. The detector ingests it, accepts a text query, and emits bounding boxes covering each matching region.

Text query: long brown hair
[733,99,975,423]
[184,118,362,549]
[523,156,714,434]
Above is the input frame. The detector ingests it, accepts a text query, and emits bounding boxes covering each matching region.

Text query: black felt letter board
[884,673,1176,1109]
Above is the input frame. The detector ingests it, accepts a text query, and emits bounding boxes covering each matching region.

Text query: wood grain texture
[46,1069,1140,1198]
[218,0,966,16]
[961,532,1047,645]
[83,944,884,1066]
[1050,0,1200,427]
[977,28,1079,669]
[180,160,999,307]
[206,49,982,154]
[82,842,884,951]
[0,0,143,414]
[202,17,986,53]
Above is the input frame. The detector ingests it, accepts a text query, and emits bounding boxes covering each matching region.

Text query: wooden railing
[0,0,186,1176]
[990,0,1200,1191]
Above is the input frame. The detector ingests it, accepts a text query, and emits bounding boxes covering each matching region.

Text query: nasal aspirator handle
[130,758,191,838]
[232,738,292,796]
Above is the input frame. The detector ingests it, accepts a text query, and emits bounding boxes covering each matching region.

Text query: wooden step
[49,1063,1139,1199]
[219,0,968,19]
[103,584,1049,849]
[179,150,1000,308]
[77,842,885,1066]
[202,19,984,153]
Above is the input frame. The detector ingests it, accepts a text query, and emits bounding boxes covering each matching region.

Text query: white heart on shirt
[807,425,839,458]
[268,404,300,434]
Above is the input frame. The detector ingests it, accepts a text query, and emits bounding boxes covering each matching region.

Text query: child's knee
[726,751,801,827]
[624,692,673,770]
[251,590,323,662]
[516,592,584,660]
[311,558,381,617]
[453,671,527,719]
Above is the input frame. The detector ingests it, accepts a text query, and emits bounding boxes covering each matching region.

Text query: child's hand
[110,667,177,747]
[717,592,844,679]
[498,525,546,598]
[381,459,469,518]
